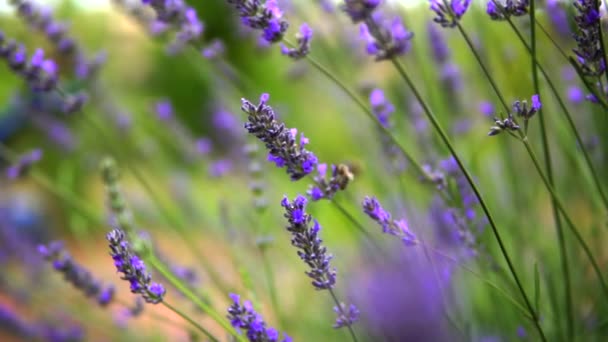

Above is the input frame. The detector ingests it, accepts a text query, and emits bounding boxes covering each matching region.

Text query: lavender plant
[3,1,608,341]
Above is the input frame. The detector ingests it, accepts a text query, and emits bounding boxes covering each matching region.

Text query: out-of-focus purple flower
[281,195,337,290]
[307,163,354,201]
[427,22,450,64]
[479,101,495,117]
[155,100,173,120]
[0,35,58,91]
[362,196,417,245]
[369,88,394,127]
[348,247,453,340]
[486,0,529,20]
[5,149,42,180]
[195,138,212,155]
[227,293,291,342]
[360,15,414,61]
[209,159,233,177]
[430,0,472,28]
[567,85,585,104]
[39,241,115,306]
[547,0,571,39]
[141,0,204,53]
[31,115,76,152]
[281,23,313,59]
[107,228,166,304]
[242,93,318,181]
[201,39,225,59]
[341,0,381,23]
[227,0,289,43]
[0,303,38,339]
[333,303,360,329]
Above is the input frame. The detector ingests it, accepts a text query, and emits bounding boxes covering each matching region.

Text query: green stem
[259,246,284,329]
[508,20,608,212]
[148,256,247,342]
[328,288,359,342]
[161,301,220,342]
[521,6,573,337]
[521,139,608,303]
[387,57,546,340]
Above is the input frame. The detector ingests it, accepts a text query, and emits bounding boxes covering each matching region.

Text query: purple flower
[281,195,337,290]
[369,88,395,127]
[201,39,225,59]
[567,86,585,104]
[362,196,417,245]
[242,93,318,181]
[107,229,166,304]
[227,0,289,43]
[427,22,450,64]
[39,241,115,306]
[155,100,173,120]
[281,23,313,59]
[141,0,204,53]
[5,149,42,180]
[572,0,605,78]
[478,101,495,117]
[486,0,529,21]
[360,15,414,61]
[0,34,58,91]
[341,0,381,23]
[512,94,541,120]
[333,303,360,329]
[430,0,471,28]
[547,0,571,39]
[227,293,290,342]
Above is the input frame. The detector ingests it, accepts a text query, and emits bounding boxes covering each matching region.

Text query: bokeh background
[1,0,608,341]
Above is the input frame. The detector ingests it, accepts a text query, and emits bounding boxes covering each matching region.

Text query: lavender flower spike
[360,15,414,61]
[341,0,381,23]
[226,0,289,43]
[141,0,204,53]
[107,228,166,304]
[227,293,291,342]
[0,32,58,91]
[242,93,318,181]
[281,195,336,290]
[281,23,313,59]
[5,149,42,180]
[308,163,354,201]
[362,196,417,245]
[333,303,360,329]
[39,241,115,306]
[572,0,605,77]
[486,0,529,21]
[430,0,472,28]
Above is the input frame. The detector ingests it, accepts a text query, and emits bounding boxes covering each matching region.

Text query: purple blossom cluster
[38,241,115,306]
[333,303,360,329]
[280,23,313,59]
[227,293,291,342]
[430,0,472,28]
[0,32,58,91]
[242,93,318,181]
[341,0,381,23]
[362,196,417,245]
[141,0,204,53]
[486,0,530,21]
[488,94,541,136]
[572,0,605,77]
[227,0,289,43]
[360,15,414,61]
[281,195,336,290]
[107,228,166,304]
[5,149,42,180]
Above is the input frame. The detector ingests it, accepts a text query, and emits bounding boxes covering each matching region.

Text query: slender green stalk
[328,288,359,342]
[148,255,247,342]
[161,301,220,342]
[507,19,608,212]
[521,5,572,337]
[520,139,608,302]
[330,199,381,249]
[387,56,546,340]
[259,246,284,329]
